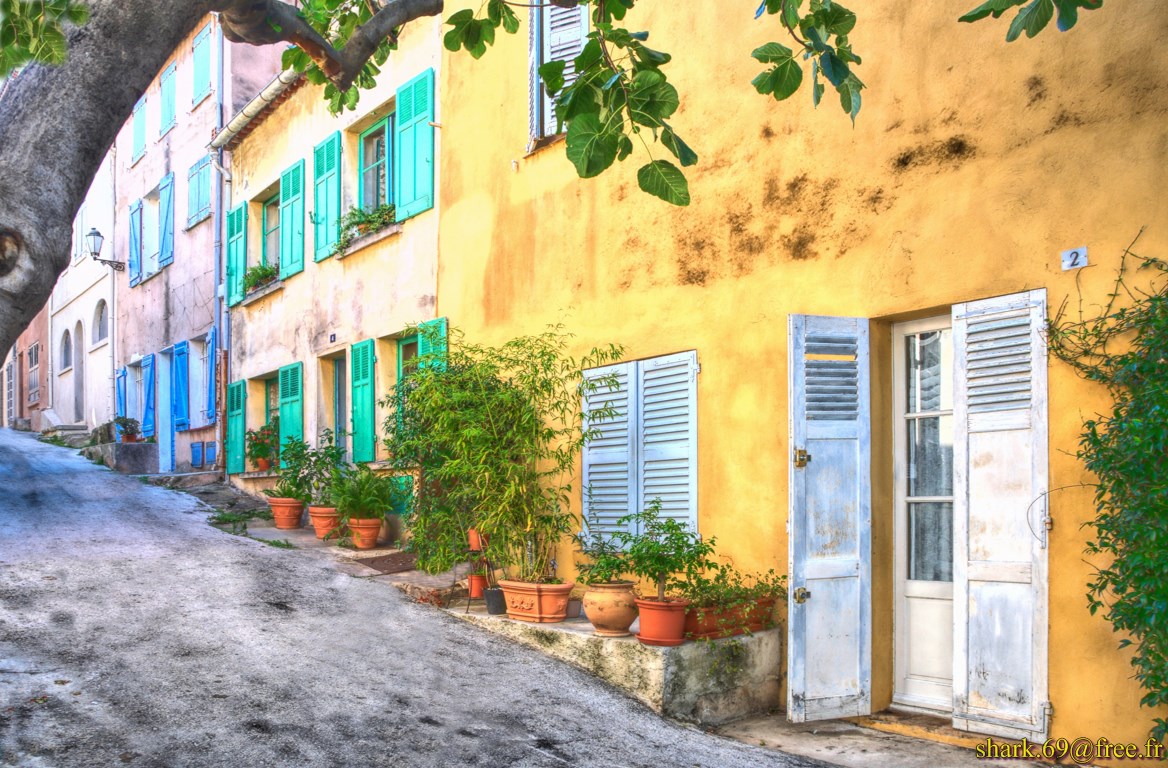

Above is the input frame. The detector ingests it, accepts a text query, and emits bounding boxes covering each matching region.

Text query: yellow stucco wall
[435,0,1168,750]
[227,17,444,479]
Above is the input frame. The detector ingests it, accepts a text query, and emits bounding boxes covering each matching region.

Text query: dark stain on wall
[892,135,976,173]
[1026,75,1047,106]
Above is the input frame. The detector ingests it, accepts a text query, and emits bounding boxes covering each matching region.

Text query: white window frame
[189,336,209,428]
[72,203,87,263]
[529,3,589,142]
[141,185,161,277]
[27,343,40,403]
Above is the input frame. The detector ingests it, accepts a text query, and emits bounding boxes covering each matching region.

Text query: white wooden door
[893,317,955,712]
[952,290,1049,739]
[788,315,872,721]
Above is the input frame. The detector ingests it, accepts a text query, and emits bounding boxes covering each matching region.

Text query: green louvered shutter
[279,161,305,278]
[350,339,376,463]
[313,132,341,261]
[226,380,246,474]
[394,69,435,221]
[278,362,304,461]
[226,202,247,306]
[417,317,448,371]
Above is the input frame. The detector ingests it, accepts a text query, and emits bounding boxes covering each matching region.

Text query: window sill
[131,152,145,167]
[90,338,109,352]
[133,263,168,288]
[185,210,211,231]
[159,123,176,141]
[58,366,73,377]
[241,469,277,479]
[336,223,403,261]
[241,279,284,307]
[524,132,565,158]
[192,90,213,111]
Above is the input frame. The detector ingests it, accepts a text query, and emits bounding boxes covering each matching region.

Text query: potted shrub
[301,429,347,539]
[114,416,140,443]
[679,565,788,640]
[242,262,278,293]
[245,419,279,472]
[334,464,405,550]
[616,499,717,647]
[381,325,623,623]
[575,515,638,636]
[262,437,310,529]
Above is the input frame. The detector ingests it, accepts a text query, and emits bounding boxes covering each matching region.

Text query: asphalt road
[0,430,820,768]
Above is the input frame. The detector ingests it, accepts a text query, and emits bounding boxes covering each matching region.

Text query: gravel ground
[0,429,822,768]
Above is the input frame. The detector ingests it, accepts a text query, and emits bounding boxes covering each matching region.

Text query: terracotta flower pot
[634,597,691,647]
[348,517,382,549]
[253,457,272,472]
[467,528,487,552]
[120,434,139,443]
[498,580,574,623]
[684,597,777,640]
[468,574,488,599]
[582,581,639,637]
[307,506,340,539]
[267,497,303,530]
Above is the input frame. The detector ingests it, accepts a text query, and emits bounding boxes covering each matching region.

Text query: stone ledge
[448,603,782,725]
[335,224,402,260]
[241,279,284,306]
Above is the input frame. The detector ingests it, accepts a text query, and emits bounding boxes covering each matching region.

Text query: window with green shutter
[226,380,246,475]
[359,118,393,212]
[277,362,304,461]
[131,97,146,162]
[192,25,212,105]
[159,63,176,136]
[393,69,435,221]
[225,202,247,306]
[313,132,341,260]
[278,161,305,278]
[262,195,280,266]
[350,339,376,462]
[417,317,448,371]
[187,157,212,227]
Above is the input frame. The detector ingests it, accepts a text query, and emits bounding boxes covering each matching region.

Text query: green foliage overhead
[0,0,88,73]
[1047,234,1168,742]
[959,0,1103,40]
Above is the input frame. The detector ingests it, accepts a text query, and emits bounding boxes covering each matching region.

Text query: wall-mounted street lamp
[86,228,124,271]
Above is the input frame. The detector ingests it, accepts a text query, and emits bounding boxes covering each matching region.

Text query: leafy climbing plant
[1047,231,1168,742]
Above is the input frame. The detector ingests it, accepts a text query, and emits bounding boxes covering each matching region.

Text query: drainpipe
[109,147,118,430]
[213,17,227,471]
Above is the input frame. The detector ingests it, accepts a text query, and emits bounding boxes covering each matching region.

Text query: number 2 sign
[1061,247,1088,271]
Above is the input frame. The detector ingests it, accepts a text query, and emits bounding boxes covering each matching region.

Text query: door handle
[793,586,811,604]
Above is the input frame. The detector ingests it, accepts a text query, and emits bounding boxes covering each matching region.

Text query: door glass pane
[907,415,954,497]
[906,329,952,413]
[908,501,953,582]
[334,359,347,453]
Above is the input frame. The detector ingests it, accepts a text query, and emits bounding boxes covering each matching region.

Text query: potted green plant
[615,499,717,647]
[575,514,638,636]
[245,419,279,471]
[333,464,405,550]
[263,437,310,529]
[382,326,623,623]
[114,416,140,443]
[679,564,788,640]
[300,429,347,539]
[242,262,278,293]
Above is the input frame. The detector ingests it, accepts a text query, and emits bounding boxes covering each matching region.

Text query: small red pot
[467,528,487,552]
[468,574,487,599]
[267,497,303,530]
[253,457,272,472]
[634,597,691,647]
[120,434,140,443]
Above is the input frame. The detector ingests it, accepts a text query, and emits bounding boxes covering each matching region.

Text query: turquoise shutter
[417,317,448,371]
[391,476,413,516]
[192,25,211,104]
[159,173,175,267]
[394,69,435,221]
[279,161,305,278]
[226,380,246,474]
[159,63,176,133]
[173,341,190,431]
[226,202,247,305]
[128,201,143,286]
[142,354,156,438]
[278,362,304,459]
[187,158,210,227]
[313,132,341,261]
[206,327,217,425]
[115,367,127,436]
[132,98,146,160]
[350,339,376,462]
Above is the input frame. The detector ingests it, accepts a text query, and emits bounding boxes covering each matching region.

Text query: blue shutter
[129,201,143,286]
[115,367,127,437]
[205,441,217,467]
[132,98,146,161]
[142,354,156,438]
[192,25,212,104]
[173,341,190,431]
[394,69,435,221]
[191,441,204,468]
[206,327,217,425]
[159,63,176,134]
[159,173,175,267]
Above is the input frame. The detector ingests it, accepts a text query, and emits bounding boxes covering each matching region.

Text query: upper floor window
[27,343,40,402]
[131,97,146,162]
[159,63,177,136]
[128,173,175,286]
[93,300,109,344]
[187,157,212,228]
[192,25,212,105]
[529,4,589,141]
[262,195,280,266]
[60,331,73,371]
[359,118,393,211]
[71,204,87,263]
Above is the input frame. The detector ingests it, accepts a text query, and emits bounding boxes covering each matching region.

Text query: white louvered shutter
[539,4,588,137]
[952,290,1049,739]
[787,315,872,722]
[637,351,698,531]
[582,361,635,536]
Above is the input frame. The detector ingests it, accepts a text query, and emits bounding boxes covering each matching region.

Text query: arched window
[93,300,109,343]
[61,330,73,370]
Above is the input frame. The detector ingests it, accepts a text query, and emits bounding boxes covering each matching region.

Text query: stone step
[132,471,223,489]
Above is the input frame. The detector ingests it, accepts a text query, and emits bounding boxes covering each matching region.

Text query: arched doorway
[73,320,84,423]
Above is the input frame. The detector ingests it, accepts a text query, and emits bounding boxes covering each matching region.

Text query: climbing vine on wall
[1047,231,1168,741]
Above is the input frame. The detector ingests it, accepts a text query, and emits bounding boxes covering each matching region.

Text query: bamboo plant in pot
[380,324,623,623]
[575,514,637,636]
[616,499,717,647]
[334,464,404,550]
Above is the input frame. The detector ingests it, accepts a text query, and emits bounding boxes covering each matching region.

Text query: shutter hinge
[692,361,701,381]
[1041,701,1054,732]
[794,448,811,468]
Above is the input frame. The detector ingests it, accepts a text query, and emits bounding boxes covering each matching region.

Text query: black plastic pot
[483,587,506,615]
